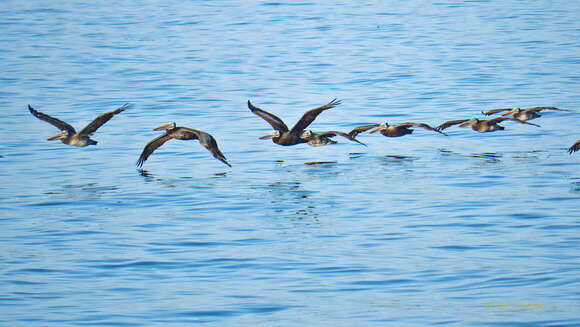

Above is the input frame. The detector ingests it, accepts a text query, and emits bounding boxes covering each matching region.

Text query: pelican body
[482,107,567,122]
[437,117,540,133]
[28,103,130,147]
[136,122,231,168]
[349,122,447,138]
[248,99,342,146]
[300,130,366,147]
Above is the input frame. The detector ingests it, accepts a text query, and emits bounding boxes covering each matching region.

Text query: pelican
[248,99,342,146]
[28,103,130,146]
[569,140,580,154]
[349,122,447,137]
[300,130,366,147]
[436,117,540,133]
[136,122,231,168]
[482,107,567,122]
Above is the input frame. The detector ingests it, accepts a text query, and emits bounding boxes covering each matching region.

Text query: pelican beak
[47,132,63,140]
[153,123,175,131]
[258,132,274,140]
[368,127,382,134]
[458,122,470,127]
[501,111,513,116]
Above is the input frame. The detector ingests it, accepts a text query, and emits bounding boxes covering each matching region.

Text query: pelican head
[153,122,176,131]
[259,130,280,140]
[47,131,67,141]
[458,118,478,127]
[501,108,520,116]
[369,122,388,134]
[300,130,313,139]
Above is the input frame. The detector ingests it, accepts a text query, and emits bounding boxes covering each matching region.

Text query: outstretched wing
[436,119,470,131]
[348,124,380,137]
[481,108,514,116]
[526,106,566,113]
[136,132,175,167]
[568,140,580,154]
[28,105,76,135]
[248,100,289,133]
[488,117,540,127]
[318,131,367,146]
[187,129,232,167]
[290,99,342,134]
[79,103,131,136]
[398,122,448,135]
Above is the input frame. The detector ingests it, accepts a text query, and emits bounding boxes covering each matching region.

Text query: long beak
[258,132,274,140]
[501,111,514,116]
[153,123,174,131]
[458,122,471,127]
[47,133,63,140]
[368,127,382,134]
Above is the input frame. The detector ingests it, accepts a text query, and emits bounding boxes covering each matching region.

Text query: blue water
[1,1,579,326]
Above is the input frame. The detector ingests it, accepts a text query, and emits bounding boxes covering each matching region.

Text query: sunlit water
[1,1,579,326]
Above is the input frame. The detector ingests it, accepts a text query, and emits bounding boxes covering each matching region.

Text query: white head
[369,122,388,134]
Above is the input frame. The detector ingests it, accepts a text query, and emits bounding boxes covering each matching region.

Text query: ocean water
[1,0,579,326]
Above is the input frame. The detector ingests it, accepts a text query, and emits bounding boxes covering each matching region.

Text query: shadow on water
[43,182,119,200]
[260,180,320,222]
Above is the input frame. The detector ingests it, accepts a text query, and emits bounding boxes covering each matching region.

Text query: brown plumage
[28,103,130,146]
[349,122,447,138]
[568,140,580,154]
[436,117,540,133]
[248,99,342,146]
[300,130,366,147]
[482,107,567,122]
[136,122,231,168]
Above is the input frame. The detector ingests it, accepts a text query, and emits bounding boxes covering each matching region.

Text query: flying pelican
[348,122,447,138]
[436,117,540,133]
[136,122,231,168]
[569,140,580,154]
[482,107,567,122]
[248,99,342,146]
[300,130,366,147]
[28,103,130,146]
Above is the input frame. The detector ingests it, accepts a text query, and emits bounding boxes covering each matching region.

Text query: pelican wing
[526,106,566,113]
[318,131,367,146]
[398,122,448,135]
[568,140,580,154]
[183,128,232,167]
[290,99,342,134]
[436,119,470,131]
[79,103,131,136]
[348,124,380,137]
[481,108,514,116]
[136,132,175,167]
[28,105,76,135]
[248,100,289,133]
[488,117,540,127]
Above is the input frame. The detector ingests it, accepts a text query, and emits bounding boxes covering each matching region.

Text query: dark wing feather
[348,124,380,137]
[488,117,540,127]
[398,122,448,135]
[290,99,342,134]
[28,105,76,135]
[318,131,367,146]
[136,132,175,167]
[481,108,514,116]
[190,129,232,167]
[526,106,566,113]
[436,119,469,131]
[248,100,289,133]
[568,140,580,154]
[79,103,131,136]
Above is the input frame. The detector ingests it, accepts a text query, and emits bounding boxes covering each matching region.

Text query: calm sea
[1,1,579,326]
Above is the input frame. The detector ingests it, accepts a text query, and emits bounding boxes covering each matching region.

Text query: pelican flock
[27,100,577,168]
